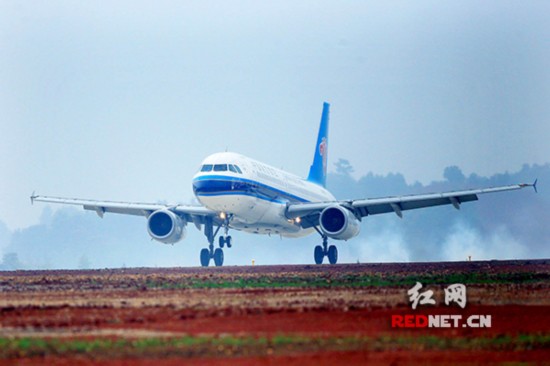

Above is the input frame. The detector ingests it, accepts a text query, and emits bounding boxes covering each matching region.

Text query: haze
[0,1,549,267]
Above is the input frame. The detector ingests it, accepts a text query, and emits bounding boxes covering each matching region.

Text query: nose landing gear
[219,234,232,248]
[200,216,232,267]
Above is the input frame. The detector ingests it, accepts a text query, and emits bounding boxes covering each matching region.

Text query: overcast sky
[1,1,549,230]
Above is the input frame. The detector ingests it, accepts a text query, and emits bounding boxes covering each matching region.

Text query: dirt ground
[0,260,549,365]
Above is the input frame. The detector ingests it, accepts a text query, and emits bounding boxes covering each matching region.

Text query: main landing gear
[200,216,232,267]
[314,235,338,265]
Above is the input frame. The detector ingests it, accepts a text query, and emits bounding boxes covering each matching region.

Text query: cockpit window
[203,164,240,173]
[213,164,228,172]
[228,164,243,174]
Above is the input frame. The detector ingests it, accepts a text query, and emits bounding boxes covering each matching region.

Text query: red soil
[0,260,548,365]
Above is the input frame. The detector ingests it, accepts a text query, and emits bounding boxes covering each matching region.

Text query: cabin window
[201,164,213,172]
[213,164,228,172]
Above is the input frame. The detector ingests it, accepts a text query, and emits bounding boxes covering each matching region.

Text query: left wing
[30,194,219,228]
[286,181,537,227]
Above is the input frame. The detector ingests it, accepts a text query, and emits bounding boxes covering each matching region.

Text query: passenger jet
[31,103,537,266]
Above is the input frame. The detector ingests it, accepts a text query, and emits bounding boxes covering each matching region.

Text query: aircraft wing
[30,194,218,226]
[286,182,537,227]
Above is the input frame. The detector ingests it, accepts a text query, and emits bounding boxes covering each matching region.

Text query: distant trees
[444,166,466,183]
[327,160,549,261]
[334,158,354,176]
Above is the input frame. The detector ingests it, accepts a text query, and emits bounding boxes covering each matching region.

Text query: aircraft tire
[200,248,210,267]
[226,236,232,248]
[328,245,338,265]
[213,248,224,267]
[219,236,225,248]
[314,245,324,265]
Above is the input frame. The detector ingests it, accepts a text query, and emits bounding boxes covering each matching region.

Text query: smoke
[345,230,411,263]
[441,221,527,261]
[1,163,548,269]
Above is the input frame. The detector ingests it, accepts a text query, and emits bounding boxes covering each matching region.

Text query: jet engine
[319,205,360,240]
[147,209,186,244]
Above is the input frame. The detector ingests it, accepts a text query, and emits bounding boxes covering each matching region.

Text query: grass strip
[142,271,550,289]
[0,334,548,359]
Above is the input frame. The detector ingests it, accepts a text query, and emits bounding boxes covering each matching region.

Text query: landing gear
[218,235,232,248]
[314,245,324,264]
[200,216,232,267]
[213,248,224,266]
[327,245,338,264]
[200,248,210,267]
[226,236,232,248]
[313,235,338,265]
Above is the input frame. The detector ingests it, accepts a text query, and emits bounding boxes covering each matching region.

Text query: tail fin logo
[307,102,330,187]
[319,137,328,172]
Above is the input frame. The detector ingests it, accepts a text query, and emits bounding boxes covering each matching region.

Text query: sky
[1,1,549,231]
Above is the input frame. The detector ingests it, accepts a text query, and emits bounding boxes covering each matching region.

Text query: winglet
[307,102,330,187]
[30,191,37,205]
[519,179,538,193]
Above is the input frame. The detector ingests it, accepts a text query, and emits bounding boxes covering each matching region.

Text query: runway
[0,259,548,365]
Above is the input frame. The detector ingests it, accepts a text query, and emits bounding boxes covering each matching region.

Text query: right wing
[30,194,219,229]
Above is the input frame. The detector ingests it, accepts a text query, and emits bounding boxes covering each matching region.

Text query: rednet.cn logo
[391,282,492,329]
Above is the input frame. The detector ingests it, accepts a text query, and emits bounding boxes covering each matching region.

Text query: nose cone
[192,176,211,208]
[192,178,202,196]
[193,176,231,197]
[192,175,206,197]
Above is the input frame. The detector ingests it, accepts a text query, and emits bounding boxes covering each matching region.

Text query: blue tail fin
[307,102,330,187]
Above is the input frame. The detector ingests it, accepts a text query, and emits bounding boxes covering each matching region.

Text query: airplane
[31,102,537,267]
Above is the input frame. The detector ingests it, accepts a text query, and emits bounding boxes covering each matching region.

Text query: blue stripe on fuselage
[192,175,310,204]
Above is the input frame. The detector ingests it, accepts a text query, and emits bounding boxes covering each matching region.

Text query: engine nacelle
[319,205,360,240]
[147,209,186,244]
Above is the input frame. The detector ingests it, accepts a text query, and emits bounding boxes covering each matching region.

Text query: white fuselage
[192,152,335,237]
